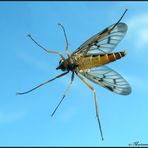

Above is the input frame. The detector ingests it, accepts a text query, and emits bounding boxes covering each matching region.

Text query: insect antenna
[16,71,68,95]
[51,72,74,117]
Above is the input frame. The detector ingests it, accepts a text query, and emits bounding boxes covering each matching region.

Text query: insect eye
[59,59,64,64]
[59,60,62,64]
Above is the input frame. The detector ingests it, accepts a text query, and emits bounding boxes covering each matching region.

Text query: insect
[17,9,131,141]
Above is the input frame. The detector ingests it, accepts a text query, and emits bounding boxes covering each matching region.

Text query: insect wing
[79,66,131,95]
[72,23,127,56]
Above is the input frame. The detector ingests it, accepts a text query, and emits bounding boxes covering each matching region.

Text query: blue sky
[0,2,148,146]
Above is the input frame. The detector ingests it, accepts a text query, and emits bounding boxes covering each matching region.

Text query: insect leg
[27,34,66,61]
[76,72,104,141]
[58,23,73,64]
[109,9,128,33]
[16,71,69,95]
[51,72,74,117]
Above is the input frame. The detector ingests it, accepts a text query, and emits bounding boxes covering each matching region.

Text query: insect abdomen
[106,50,128,63]
[78,50,128,70]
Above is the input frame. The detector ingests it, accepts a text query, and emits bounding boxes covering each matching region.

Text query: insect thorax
[57,58,78,72]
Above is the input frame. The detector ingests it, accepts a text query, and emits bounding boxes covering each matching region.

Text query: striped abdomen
[77,50,128,70]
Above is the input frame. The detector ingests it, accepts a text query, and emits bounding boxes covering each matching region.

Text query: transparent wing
[79,66,131,95]
[72,22,127,56]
